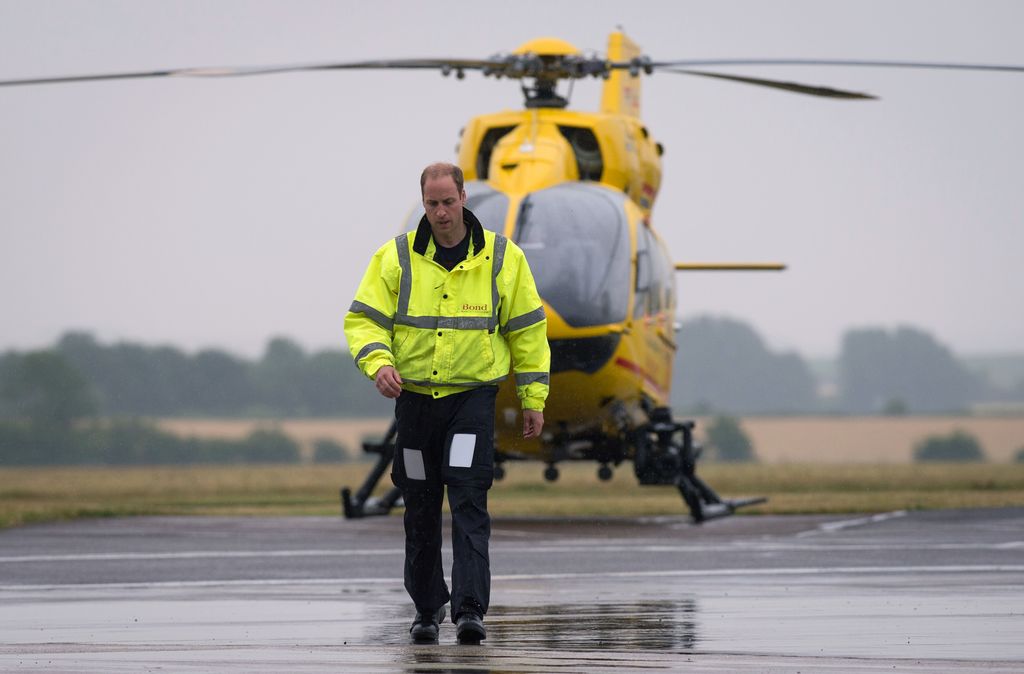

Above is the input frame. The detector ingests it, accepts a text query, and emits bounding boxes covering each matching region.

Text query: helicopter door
[634,223,676,320]
[513,183,630,327]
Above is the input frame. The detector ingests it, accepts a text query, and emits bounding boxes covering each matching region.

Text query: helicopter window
[476,126,516,180]
[634,225,652,318]
[653,234,675,315]
[634,224,675,317]
[514,183,629,327]
[403,181,509,234]
[558,126,603,181]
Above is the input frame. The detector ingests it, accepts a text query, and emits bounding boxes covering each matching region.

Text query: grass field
[4,416,1021,529]
[2,461,1023,529]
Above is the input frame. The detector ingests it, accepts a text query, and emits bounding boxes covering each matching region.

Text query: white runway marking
[2,564,1022,593]
[2,537,1020,564]
[0,548,402,563]
[797,510,907,536]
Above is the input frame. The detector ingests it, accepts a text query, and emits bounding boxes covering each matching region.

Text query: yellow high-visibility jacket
[344,209,550,410]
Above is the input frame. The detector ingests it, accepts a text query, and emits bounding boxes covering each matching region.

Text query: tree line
[1,321,1020,425]
[671,317,1020,415]
[1,331,391,420]
[0,333,386,466]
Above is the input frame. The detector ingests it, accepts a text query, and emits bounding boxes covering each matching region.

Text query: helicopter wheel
[597,464,613,481]
[494,463,506,481]
[543,464,559,482]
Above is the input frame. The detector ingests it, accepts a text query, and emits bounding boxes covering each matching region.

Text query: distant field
[156,416,1024,463]
[725,416,1024,463]
[156,417,392,462]
[2,462,1023,529]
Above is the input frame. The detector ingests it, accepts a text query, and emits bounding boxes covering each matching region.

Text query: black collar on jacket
[413,207,486,258]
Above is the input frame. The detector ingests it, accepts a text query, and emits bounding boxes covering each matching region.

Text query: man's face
[422,175,467,243]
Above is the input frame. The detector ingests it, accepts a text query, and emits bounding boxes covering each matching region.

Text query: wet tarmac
[0,508,1022,672]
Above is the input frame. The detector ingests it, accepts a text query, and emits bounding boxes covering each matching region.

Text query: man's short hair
[420,162,464,195]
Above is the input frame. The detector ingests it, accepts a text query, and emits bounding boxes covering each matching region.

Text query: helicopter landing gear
[543,464,560,482]
[634,406,766,523]
[340,421,403,519]
[597,463,614,481]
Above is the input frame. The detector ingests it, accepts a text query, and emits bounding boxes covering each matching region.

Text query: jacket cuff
[363,354,395,380]
[520,396,545,412]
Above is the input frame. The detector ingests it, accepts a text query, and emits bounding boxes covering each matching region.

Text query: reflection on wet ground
[493,600,698,651]
[370,600,699,652]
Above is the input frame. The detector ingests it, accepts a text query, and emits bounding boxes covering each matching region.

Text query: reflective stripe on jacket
[344,209,550,411]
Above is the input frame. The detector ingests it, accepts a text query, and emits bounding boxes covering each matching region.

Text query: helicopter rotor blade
[0,69,193,87]
[5,55,1024,89]
[648,58,1024,99]
[179,58,501,77]
[661,68,876,99]
[0,58,501,87]
[649,58,1024,73]
[675,263,787,271]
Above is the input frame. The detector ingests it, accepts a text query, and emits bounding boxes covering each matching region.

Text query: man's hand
[522,409,544,439]
[374,365,403,399]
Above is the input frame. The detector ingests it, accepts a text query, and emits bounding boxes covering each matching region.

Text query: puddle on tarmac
[368,599,699,651]
[493,600,699,651]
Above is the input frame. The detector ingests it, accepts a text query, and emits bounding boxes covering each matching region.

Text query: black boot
[410,605,446,643]
[455,602,486,645]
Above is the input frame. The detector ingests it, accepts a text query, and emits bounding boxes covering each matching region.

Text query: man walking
[344,162,550,644]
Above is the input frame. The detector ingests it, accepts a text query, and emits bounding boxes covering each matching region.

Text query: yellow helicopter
[341,33,1021,521]
[334,33,802,522]
[5,32,1020,521]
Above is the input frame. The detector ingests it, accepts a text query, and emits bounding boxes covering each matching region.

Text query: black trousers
[391,386,497,618]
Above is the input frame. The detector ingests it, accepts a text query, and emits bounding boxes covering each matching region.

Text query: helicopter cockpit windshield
[403,181,508,233]
[514,183,630,327]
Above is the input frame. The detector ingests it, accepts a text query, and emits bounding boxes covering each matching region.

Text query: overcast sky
[1,0,1022,359]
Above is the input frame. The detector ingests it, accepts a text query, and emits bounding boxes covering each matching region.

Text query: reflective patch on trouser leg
[403,448,426,480]
[449,434,476,468]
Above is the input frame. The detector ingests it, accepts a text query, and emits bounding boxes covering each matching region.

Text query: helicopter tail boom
[600,32,643,117]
